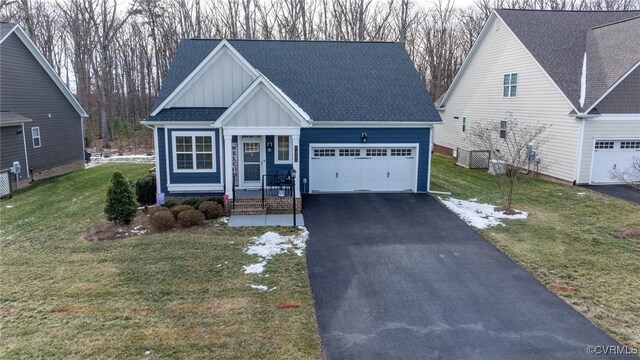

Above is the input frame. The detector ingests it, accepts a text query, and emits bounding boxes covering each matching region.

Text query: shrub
[206,197,226,207]
[104,171,137,225]
[146,206,170,216]
[150,211,176,231]
[199,201,225,219]
[163,201,177,208]
[135,174,156,205]
[177,209,205,227]
[170,204,192,219]
[182,198,203,209]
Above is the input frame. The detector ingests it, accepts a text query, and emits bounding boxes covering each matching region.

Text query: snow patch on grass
[248,284,277,292]
[243,227,308,274]
[440,197,527,229]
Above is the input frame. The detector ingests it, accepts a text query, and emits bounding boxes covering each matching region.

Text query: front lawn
[431,154,640,348]
[0,164,321,359]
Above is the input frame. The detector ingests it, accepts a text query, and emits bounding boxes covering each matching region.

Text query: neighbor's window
[31,127,41,148]
[462,117,467,132]
[174,133,215,171]
[276,136,291,163]
[503,73,517,97]
[500,120,508,139]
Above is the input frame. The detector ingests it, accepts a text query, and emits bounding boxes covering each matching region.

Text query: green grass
[0,164,321,359]
[431,155,640,348]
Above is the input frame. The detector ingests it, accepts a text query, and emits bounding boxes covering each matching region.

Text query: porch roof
[143,107,227,123]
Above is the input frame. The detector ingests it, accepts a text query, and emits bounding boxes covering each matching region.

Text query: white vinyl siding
[434,15,580,182]
[169,49,257,108]
[577,118,640,183]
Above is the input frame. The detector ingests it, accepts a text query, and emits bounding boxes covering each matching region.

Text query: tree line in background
[1,0,637,149]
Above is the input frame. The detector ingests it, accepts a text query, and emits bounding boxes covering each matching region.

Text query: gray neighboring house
[0,22,88,188]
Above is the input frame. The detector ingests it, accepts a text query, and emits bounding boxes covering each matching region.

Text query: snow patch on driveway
[440,197,527,229]
[242,227,308,274]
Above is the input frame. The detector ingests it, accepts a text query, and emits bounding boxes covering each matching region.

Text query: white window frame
[500,120,508,139]
[503,73,517,97]
[31,127,41,148]
[171,131,216,173]
[274,135,292,164]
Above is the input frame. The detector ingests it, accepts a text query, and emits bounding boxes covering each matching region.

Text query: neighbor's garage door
[309,146,417,192]
[591,140,640,183]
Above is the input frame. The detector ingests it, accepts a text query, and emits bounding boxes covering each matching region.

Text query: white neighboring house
[434,9,640,184]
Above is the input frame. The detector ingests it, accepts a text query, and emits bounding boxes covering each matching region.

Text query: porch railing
[262,173,293,209]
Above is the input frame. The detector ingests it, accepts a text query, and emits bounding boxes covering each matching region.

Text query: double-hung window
[499,120,508,139]
[503,73,517,97]
[275,136,291,164]
[173,132,215,172]
[31,127,41,148]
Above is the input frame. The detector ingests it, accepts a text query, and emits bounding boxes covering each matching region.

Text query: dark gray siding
[0,125,28,181]
[0,33,83,174]
[596,67,640,114]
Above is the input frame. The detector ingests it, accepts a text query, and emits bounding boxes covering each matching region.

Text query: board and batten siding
[168,49,256,108]
[0,33,83,173]
[299,127,431,192]
[435,15,580,182]
[223,85,300,127]
[156,127,222,195]
[577,119,640,183]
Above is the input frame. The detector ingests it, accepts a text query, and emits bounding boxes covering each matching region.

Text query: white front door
[591,139,640,183]
[239,137,264,188]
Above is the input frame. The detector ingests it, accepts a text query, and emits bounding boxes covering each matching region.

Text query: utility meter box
[11,161,21,174]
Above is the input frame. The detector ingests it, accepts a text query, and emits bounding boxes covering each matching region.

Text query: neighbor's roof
[496,9,640,111]
[147,107,227,122]
[0,111,32,127]
[151,39,441,122]
[0,22,16,40]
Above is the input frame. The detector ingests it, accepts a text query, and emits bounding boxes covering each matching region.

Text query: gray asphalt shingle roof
[0,22,16,40]
[496,9,640,111]
[145,107,227,122]
[151,39,441,122]
[0,111,32,127]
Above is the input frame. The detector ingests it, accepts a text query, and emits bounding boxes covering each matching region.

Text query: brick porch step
[231,206,267,215]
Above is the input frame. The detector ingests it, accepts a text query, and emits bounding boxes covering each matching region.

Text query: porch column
[224,133,233,198]
[292,134,300,197]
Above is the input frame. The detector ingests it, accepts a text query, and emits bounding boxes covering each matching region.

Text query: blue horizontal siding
[266,135,293,175]
[157,127,222,195]
[299,127,431,192]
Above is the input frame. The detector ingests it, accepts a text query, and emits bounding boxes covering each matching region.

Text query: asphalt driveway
[304,193,633,360]
[581,185,640,205]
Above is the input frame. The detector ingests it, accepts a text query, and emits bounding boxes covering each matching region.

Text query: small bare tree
[610,156,640,187]
[468,118,551,210]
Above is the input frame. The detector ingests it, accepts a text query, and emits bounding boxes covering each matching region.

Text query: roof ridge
[185,38,399,44]
[497,8,640,12]
[591,14,640,29]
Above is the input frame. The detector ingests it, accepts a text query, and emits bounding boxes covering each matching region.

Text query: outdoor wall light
[267,142,273,152]
[361,132,368,143]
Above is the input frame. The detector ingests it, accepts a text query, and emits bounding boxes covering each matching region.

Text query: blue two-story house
[142,39,441,210]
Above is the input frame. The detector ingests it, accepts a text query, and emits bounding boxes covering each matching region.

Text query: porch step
[231,201,267,215]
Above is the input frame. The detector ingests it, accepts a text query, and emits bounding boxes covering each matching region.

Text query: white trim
[588,137,640,184]
[574,119,586,183]
[274,135,293,164]
[308,143,420,193]
[80,115,86,168]
[31,126,41,148]
[579,53,587,108]
[141,121,219,127]
[427,128,433,192]
[150,40,260,116]
[311,121,437,128]
[585,61,640,113]
[21,123,30,179]
[153,127,161,192]
[292,134,301,197]
[238,136,265,188]
[164,128,171,187]
[171,131,217,173]
[212,76,311,128]
[3,25,88,117]
[167,183,224,193]
[222,127,301,136]
[223,133,233,197]
[589,114,640,121]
